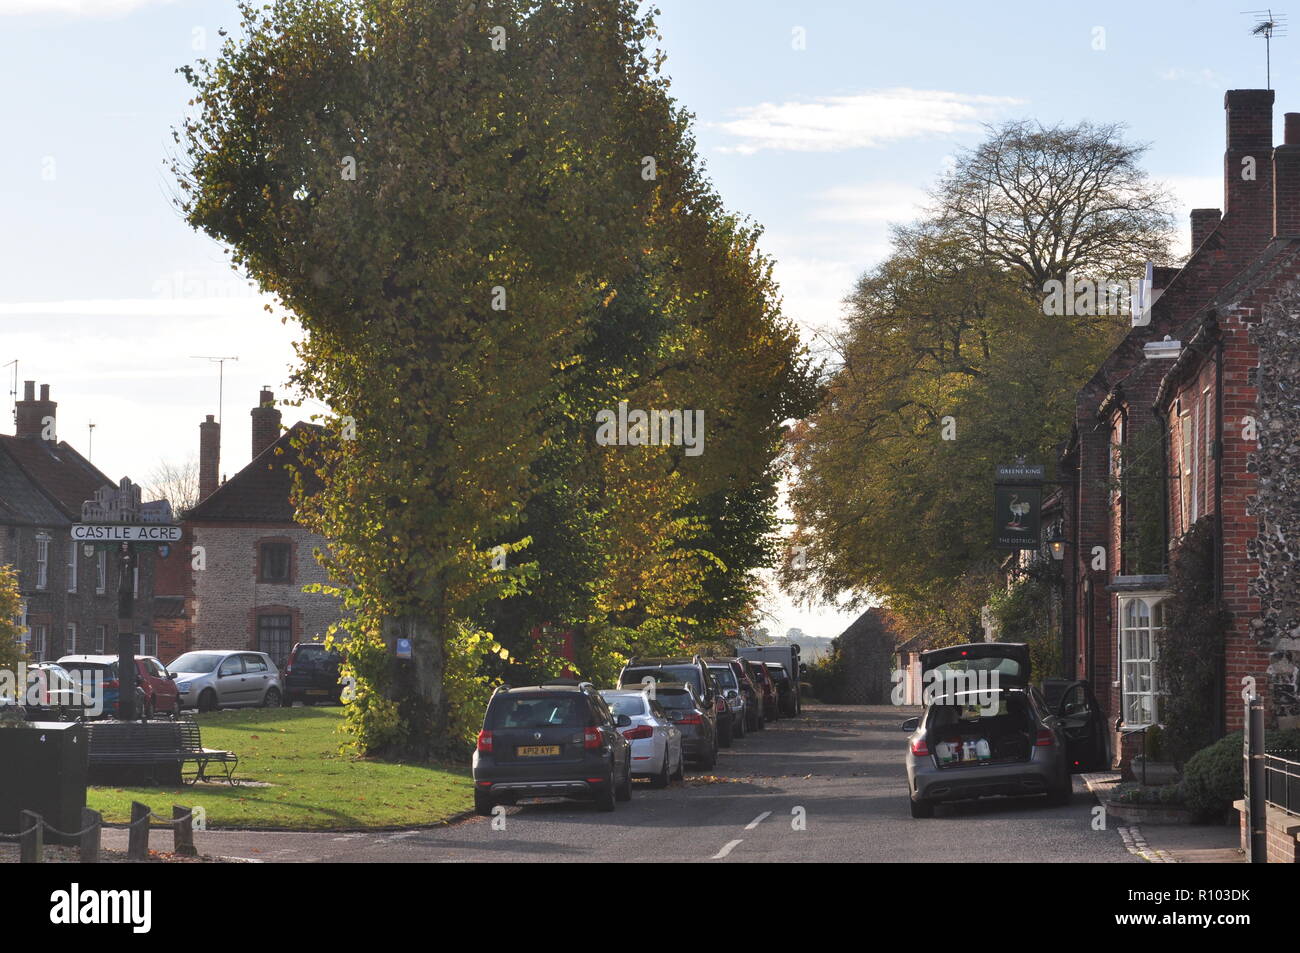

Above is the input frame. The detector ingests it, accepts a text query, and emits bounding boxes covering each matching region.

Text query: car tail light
[622,725,654,740]
[476,730,493,753]
[583,727,602,749]
[104,680,119,690]
[1035,729,1055,747]
[910,738,929,756]
[674,713,702,725]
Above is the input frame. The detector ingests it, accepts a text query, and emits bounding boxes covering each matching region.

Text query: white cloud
[0,0,173,15]
[810,183,929,225]
[1158,67,1222,86]
[714,88,1025,155]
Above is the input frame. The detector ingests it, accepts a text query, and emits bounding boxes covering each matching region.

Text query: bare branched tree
[932,119,1177,294]
[146,457,200,519]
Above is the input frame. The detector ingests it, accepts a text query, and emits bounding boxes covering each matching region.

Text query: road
[103,704,1140,863]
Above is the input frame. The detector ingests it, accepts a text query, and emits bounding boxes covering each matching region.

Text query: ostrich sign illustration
[993,481,1041,549]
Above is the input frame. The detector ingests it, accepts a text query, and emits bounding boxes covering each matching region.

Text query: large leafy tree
[178,0,817,757]
[787,120,1173,643]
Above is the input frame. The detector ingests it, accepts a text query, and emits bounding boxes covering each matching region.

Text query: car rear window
[623,665,702,693]
[656,690,696,711]
[767,666,789,683]
[490,694,591,729]
[295,644,336,662]
[604,695,647,717]
[928,692,1027,727]
[708,667,737,690]
[63,661,115,678]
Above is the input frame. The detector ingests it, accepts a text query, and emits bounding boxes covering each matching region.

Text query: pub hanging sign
[993,463,1044,550]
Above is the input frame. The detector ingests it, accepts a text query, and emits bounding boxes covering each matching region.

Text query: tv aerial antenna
[191,355,239,425]
[1245,9,1288,88]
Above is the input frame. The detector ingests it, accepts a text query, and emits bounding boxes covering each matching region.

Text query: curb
[1080,771,1176,864]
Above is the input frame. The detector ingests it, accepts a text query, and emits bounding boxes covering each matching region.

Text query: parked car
[167,650,283,711]
[709,657,764,732]
[706,661,747,740]
[902,642,1107,818]
[58,654,180,718]
[746,660,779,722]
[26,662,96,719]
[652,682,717,769]
[738,644,802,715]
[617,655,725,744]
[282,641,344,706]
[600,688,684,788]
[764,662,797,718]
[473,679,633,815]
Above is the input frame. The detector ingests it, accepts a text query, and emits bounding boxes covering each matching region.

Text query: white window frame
[1179,412,1192,532]
[96,549,107,594]
[66,541,77,593]
[65,621,76,655]
[30,624,47,662]
[95,624,106,653]
[1117,592,1167,727]
[35,533,50,590]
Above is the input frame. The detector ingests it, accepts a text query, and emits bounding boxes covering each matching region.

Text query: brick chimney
[1274,112,1300,238]
[15,381,57,442]
[251,387,282,459]
[1190,208,1222,250]
[1222,89,1275,252]
[198,414,220,502]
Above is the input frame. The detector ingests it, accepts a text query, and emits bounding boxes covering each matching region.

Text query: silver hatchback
[903,642,1107,818]
[168,650,283,711]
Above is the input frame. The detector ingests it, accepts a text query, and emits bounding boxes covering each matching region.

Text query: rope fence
[8,801,199,863]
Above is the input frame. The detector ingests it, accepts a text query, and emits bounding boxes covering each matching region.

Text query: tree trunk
[382,612,451,761]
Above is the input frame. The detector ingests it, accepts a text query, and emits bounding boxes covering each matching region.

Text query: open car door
[1055,681,1108,773]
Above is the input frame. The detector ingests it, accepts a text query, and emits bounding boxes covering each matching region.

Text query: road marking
[712,839,743,859]
[745,811,771,830]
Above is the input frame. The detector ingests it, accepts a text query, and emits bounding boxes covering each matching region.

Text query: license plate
[306,689,327,696]
[516,745,560,757]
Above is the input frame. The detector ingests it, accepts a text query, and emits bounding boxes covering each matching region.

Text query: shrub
[1181,728,1300,820]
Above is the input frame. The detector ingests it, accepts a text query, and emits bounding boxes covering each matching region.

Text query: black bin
[0,721,89,846]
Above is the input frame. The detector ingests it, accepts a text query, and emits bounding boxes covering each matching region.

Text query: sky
[0,0,1289,639]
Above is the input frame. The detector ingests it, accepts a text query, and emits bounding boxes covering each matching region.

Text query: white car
[600,688,684,788]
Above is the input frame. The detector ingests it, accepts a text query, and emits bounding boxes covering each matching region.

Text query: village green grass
[86,707,473,830]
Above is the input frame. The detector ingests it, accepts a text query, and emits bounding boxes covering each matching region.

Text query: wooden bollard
[173,805,197,857]
[80,808,102,863]
[19,810,42,864]
[127,801,150,861]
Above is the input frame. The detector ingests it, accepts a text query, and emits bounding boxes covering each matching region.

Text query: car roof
[498,684,588,695]
[59,655,126,664]
[600,688,650,697]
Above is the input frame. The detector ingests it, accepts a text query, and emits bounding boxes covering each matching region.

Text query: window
[1118,594,1166,727]
[133,565,139,599]
[95,624,106,653]
[66,541,77,593]
[218,655,244,678]
[1190,404,1200,523]
[258,542,292,583]
[30,624,47,662]
[65,622,76,655]
[35,534,50,590]
[137,631,157,657]
[96,550,106,594]
[241,654,268,673]
[1178,412,1192,531]
[257,614,293,669]
[1203,388,1213,516]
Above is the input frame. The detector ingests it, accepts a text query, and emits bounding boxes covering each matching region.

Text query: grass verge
[86,707,472,830]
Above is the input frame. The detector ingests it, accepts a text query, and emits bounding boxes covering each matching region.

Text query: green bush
[1181,728,1300,820]
[1113,781,1185,806]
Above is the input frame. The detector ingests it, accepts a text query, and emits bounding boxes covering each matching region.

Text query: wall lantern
[1047,526,1069,561]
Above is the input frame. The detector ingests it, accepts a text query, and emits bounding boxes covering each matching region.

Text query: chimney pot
[15,380,56,441]
[1221,89,1276,249]
[251,388,282,459]
[198,415,221,503]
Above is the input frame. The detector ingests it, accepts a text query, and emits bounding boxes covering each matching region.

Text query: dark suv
[472,680,633,816]
[282,641,344,706]
[617,654,725,740]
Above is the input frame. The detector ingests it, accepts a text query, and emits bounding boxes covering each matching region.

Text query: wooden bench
[85,719,237,786]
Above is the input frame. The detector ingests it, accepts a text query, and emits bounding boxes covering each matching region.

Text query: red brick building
[154,389,338,668]
[1059,91,1300,768]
